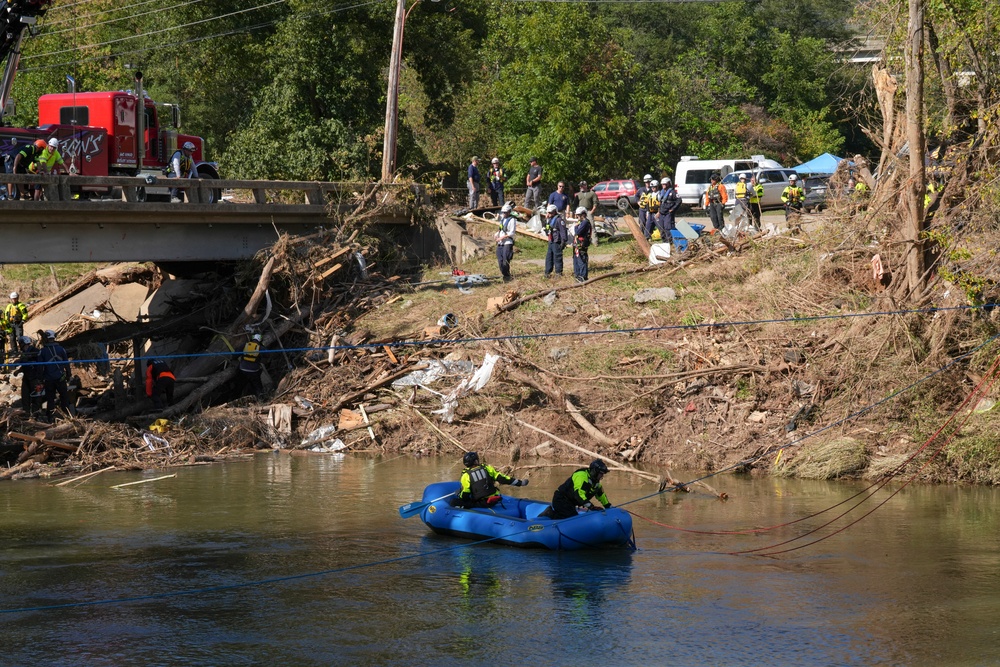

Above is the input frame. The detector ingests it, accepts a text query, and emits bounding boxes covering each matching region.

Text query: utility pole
[904,0,926,297]
[381,0,406,182]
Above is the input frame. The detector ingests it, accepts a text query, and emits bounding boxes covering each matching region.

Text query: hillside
[2,187,999,487]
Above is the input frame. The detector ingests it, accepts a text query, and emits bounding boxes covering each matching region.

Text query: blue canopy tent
[792,153,843,175]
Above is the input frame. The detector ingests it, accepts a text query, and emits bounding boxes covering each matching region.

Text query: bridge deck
[0,176,417,262]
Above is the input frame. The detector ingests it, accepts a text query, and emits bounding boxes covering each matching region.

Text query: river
[1,453,998,666]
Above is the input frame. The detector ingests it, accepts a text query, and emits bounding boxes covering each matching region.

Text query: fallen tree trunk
[506,366,618,447]
[511,416,664,487]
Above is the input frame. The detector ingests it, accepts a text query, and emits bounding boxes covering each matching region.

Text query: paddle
[398,492,455,519]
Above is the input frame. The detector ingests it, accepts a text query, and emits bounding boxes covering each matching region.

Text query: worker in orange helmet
[7,139,46,201]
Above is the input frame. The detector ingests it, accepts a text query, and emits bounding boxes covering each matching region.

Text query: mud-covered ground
[4,201,1000,487]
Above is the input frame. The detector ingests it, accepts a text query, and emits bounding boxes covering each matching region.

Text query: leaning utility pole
[381,0,405,182]
[904,0,926,297]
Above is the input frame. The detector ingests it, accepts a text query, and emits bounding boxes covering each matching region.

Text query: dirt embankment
[3,181,1000,487]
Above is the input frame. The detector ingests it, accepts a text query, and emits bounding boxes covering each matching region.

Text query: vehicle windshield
[721,172,750,185]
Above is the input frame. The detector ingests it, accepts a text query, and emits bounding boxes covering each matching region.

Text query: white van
[674,155,783,208]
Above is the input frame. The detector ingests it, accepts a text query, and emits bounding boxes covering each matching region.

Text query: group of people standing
[5,138,71,201]
[636,174,682,241]
[456,451,612,519]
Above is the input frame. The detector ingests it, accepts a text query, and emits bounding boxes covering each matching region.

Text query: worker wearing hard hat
[495,202,517,282]
[543,203,568,279]
[572,205,592,283]
[239,332,265,397]
[32,138,72,201]
[8,139,46,201]
[4,291,28,354]
[37,329,72,422]
[167,141,198,203]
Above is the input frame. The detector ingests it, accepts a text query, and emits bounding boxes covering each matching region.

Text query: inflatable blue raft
[413,481,635,550]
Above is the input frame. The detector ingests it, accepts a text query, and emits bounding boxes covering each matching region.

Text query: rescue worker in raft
[540,459,612,519]
[454,451,528,509]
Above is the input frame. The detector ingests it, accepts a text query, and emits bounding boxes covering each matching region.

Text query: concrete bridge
[0,175,422,263]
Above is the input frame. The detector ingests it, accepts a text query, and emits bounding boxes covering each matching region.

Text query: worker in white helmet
[33,138,72,201]
[167,141,199,203]
[4,291,28,354]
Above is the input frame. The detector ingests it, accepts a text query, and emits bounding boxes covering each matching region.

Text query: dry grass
[773,437,868,479]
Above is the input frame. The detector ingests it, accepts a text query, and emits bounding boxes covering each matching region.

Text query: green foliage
[6,0,865,181]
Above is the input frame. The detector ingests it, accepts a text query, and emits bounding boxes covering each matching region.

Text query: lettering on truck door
[113,95,137,167]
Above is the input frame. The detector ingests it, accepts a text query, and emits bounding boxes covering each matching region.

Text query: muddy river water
[1,453,998,666]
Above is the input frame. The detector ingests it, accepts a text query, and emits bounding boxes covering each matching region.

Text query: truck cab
[35,91,219,200]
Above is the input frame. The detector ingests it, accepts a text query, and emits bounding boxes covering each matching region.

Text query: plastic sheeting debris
[392,360,476,387]
[142,432,174,455]
[301,425,347,452]
[432,353,501,423]
[648,243,672,265]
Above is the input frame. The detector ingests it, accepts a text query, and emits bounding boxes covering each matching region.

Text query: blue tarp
[792,152,843,175]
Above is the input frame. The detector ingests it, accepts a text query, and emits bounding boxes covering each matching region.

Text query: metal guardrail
[3,173,410,206]
[0,177,424,262]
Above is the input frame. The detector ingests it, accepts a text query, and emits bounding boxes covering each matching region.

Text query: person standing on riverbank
[572,206,591,283]
[5,291,28,353]
[543,203,568,279]
[703,173,727,231]
[454,451,527,508]
[38,329,71,422]
[574,181,599,246]
[14,335,41,415]
[467,156,481,210]
[524,157,542,210]
[495,202,516,282]
[487,158,506,207]
[239,333,265,398]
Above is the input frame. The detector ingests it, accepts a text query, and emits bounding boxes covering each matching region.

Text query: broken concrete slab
[634,287,677,304]
[108,283,151,322]
[26,283,110,335]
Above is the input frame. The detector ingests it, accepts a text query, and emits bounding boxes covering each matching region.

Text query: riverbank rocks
[633,287,677,303]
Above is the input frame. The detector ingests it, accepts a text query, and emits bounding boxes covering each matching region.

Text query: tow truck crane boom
[0,1,53,121]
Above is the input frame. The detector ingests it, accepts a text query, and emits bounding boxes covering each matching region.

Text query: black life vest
[466,465,497,501]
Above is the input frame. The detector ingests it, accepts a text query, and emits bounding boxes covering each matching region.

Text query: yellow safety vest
[242,341,260,363]
[36,148,63,172]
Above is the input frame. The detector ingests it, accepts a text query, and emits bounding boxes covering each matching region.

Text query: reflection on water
[2,455,1000,665]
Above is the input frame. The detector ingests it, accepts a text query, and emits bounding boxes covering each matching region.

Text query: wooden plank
[383,345,398,364]
[313,246,352,269]
[319,262,345,281]
[621,215,651,258]
[8,432,78,452]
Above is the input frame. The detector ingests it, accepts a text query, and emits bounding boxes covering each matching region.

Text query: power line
[20,0,385,73]
[7,302,996,369]
[41,0,210,38]
[24,0,289,61]
[43,0,174,28]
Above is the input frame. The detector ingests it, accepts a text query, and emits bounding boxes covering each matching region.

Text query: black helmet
[589,459,609,478]
[463,451,480,467]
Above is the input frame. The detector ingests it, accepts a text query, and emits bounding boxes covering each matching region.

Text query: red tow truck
[0,2,220,200]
